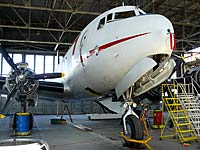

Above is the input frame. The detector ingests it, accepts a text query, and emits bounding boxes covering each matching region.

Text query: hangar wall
[0,97,104,115]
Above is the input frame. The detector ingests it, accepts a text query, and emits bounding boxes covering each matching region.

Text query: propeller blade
[2,98,14,115]
[28,72,64,80]
[0,46,19,74]
[2,84,18,114]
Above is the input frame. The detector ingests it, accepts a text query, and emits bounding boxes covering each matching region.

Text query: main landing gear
[121,87,152,149]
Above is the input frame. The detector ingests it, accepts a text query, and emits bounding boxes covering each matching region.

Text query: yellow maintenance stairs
[176,77,200,136]
[178,93,200,136]
[160,83,198,143]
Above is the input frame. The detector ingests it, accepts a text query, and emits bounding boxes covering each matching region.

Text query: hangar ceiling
[0,0,200,53]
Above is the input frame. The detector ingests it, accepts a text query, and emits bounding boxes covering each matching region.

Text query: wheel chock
[120,132,152,150]
[50,118,67,124]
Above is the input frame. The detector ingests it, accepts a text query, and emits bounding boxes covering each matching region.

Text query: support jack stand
[120,113,152,150]
[51,103,73,125]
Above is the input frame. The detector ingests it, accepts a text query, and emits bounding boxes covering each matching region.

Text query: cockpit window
[97,17,105,29]
[107,13,113,22]
[115,11,135,19]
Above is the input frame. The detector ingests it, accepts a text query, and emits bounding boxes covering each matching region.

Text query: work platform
[0,115,199,150]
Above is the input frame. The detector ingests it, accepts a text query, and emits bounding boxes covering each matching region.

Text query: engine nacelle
[6,63,39,97]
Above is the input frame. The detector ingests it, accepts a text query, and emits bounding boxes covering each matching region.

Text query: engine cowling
[6,63,39,97]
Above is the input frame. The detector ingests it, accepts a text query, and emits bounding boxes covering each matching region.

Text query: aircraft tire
[123,115,143,147]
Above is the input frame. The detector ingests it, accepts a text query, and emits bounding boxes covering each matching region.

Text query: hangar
[0,0,200,150]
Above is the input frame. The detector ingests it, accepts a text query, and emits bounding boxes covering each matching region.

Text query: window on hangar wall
[45,55,54,73]
[1,52,63,76]
[54,55,63,71]
[2,53,12,76]
[35,55,44,74]
[25,54,35,71]
[13,53,22,64]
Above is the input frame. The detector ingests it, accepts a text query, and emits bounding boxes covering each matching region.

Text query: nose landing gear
[122,100,143,147]
[121,87,152,149]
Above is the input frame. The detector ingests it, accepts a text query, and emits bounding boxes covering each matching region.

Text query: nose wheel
[121,87,152,149]
[122,101,143,147]
[123,115,143,147]
[121,87,143,146]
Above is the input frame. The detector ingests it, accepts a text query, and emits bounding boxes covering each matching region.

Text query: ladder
[160,83,198,143]
[176,78,200,136]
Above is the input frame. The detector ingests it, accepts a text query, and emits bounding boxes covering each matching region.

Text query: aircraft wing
[38,81,64,93]
[38,80,65,101]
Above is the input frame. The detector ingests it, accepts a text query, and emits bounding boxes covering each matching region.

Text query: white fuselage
[57,6,175,99]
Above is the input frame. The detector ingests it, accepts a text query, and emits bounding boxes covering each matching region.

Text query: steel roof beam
[47,0,57,28]
[0,3,100,16]
[11,7,28,26]
[173,22,200,28]
[0,24,80,33]
[0,39,72,45]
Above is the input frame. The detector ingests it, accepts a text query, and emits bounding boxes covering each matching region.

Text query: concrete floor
[0,115,200,150]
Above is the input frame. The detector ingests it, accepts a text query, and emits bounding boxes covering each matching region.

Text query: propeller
[0,46,64,115]
[2,84,18,114]
[0,46,19,74]
[27,72,64,80]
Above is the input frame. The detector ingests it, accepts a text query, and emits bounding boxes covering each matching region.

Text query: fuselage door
[79,30,88,66]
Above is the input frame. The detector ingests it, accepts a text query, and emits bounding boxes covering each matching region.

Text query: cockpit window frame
[114,10,136,20]
[97,8,146,30]
[106,13,113,23]
[97,17,106,30]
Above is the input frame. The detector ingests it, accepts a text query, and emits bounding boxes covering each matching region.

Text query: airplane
[0,5,176,147]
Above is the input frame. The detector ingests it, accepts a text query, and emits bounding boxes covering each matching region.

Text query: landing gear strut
[121,87,143,147]
[121,87,152,149]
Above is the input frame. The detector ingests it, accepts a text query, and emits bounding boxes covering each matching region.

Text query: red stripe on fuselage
[99,32,150,51]
[173,34,176,50]
[89,32,150,55]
